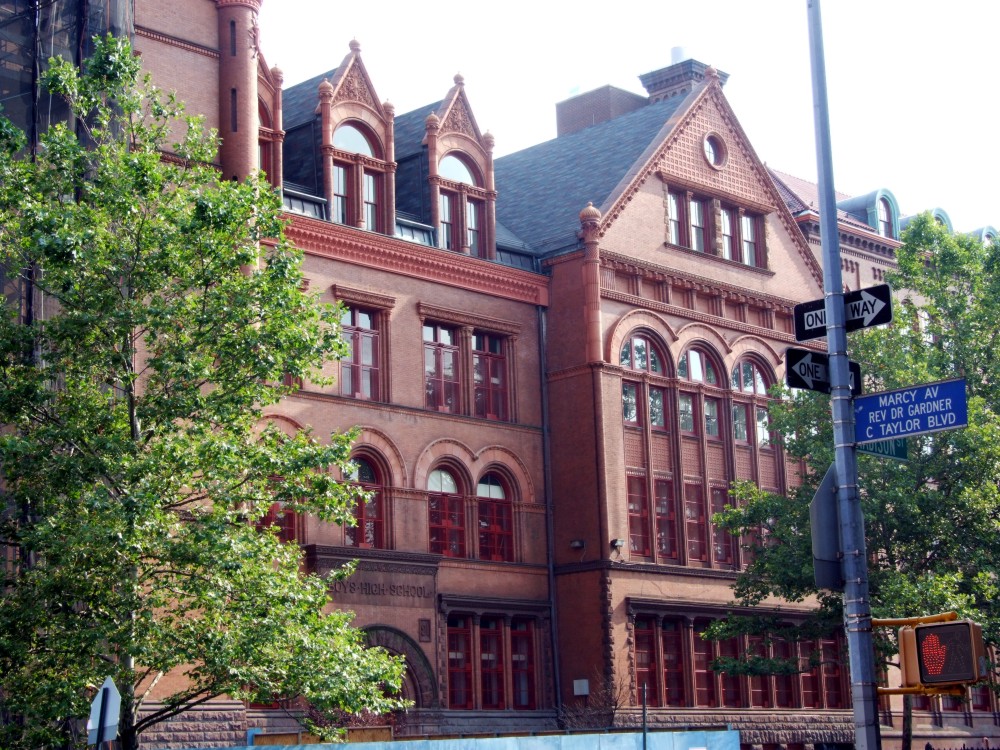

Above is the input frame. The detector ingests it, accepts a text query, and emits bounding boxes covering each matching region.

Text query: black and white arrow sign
[794,284,893,342]
[785,348,862,396]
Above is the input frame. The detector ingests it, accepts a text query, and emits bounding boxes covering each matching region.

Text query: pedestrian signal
[899,620,987,687]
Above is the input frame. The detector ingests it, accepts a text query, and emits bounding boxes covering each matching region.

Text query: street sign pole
[807,3,881,750]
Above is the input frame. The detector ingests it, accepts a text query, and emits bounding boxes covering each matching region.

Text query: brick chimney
[639,47,729,103]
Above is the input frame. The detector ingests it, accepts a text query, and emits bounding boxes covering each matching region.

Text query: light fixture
[569,539,585,550]
[610,538,625,550]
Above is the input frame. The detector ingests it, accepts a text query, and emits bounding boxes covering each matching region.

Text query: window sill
[665,242,774,275]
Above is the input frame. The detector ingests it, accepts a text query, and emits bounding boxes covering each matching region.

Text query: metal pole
[806,3,882,750]
[642,683,647,750]
[95,686,108,748]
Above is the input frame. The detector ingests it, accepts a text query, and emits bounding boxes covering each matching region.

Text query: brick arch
[349,427,407,488]
[727,334,783,371]
[364,626,437,709]
[606,309,678,367]
[470,446,536,504]
[670,322,732,364]
[413,438,476,493]
[257,413,305,437]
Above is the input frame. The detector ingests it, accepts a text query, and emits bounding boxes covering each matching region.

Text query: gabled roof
[494,95,687,256]
[768,168,879,235]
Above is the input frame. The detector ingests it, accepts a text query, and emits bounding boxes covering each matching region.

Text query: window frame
[476,472,514,563]
[345,456,385,549]
[428,467,466,558]
[329,122,390,233]
[473,331,509,421]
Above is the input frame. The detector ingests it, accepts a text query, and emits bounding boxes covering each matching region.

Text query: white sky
[258,0,998,233]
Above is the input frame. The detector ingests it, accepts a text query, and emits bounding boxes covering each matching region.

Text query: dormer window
[438,154,486,256]
[877,198,892,238]
[330,122,386,233]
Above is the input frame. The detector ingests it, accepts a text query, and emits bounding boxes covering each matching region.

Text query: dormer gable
[311,41,396,235]
[394,75,497,259]
[837,189,901,240]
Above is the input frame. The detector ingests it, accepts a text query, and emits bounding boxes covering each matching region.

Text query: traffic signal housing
[899,620,987,688]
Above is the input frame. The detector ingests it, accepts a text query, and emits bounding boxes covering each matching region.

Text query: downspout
[538,304,562,719]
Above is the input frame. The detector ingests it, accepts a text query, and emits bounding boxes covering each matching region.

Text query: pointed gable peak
[435,74,483,143]
[327,39,383,115]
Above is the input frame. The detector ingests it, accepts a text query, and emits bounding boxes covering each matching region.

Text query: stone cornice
[416,303,521,335]
[600,249,795,312]
[331,284,396,309]
[284,214,549,306]
[134,25,219,59]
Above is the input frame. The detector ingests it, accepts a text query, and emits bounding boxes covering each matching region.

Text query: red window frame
[694,622,718,707]
[635,617,659,707]
[347,457,384,549]
[363,170,380,232]
[477,479,513,563]
[257,502,297,544]
[711,487,734,566]
[685,484,707,562]
[662,619,686,707]
[510,619,536,710]
[773,637,795,708]
[654,479,678,562]
[748,636,772,707]
[332,162,348,224]
[341,306,380,401]
[440,191,457,250]
[720,637,743,707]
[479,616,505,710]
[821,637,846,708]
[447,614,473,709]
[627,475,650,557]
[423,324,460,413]
[473,332,508,421]
[429,492,465,558]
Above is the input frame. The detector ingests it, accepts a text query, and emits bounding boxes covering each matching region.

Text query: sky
[257,1,998,233]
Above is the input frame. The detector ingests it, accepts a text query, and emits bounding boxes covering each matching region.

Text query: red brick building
[5,1,999,748]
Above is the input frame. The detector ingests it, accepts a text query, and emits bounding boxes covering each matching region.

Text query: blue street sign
[854,378,967,445]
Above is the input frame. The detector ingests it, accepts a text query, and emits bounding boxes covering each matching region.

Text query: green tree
[708,216,1000,735]
[0,36,405,750]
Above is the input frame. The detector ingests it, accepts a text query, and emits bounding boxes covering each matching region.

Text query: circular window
[703,133,727,169]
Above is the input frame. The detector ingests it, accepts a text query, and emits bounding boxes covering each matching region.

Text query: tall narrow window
[877,197,892,238]
[694,622,717,707]
[439,193,456,250]
[679,394,696,434]
[748,636,771,707]
[799,641,820,708]
[635,617,659,707]
[447,614,473,709]
[821,637,845,708]
[667,192,683,246]
[711,488,734,566]
[622,382,639,424]
[741,214,758,267]
[662,619,686,707]
[627,475,650,556]
[756,407,771,447]
[720,637,743,707]
[720,208,736,260]
[704,398,720,438]
[332,164,348,225]
[654,479,678,561]
[428,468,465,557]
[473,332,508,421]
[423,324,460,413]
[346,457,384,549]
[477,473,513,562]
[685,484,707,561]
[773,637,795,708]
[340,306,380,400]
[732,403,749,442]
[257,502,297,544]
[467,200,482,256]
[649,387,666,430]
[363,172,379,232]
[689,198,706,252]
[511,619,536,709]
[479,616,505,709]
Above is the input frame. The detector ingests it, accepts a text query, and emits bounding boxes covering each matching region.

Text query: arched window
[477,472,513,562]
[438,153,486,257]
[620,334,664,373]
[877,197,892,238]
[331,122,384,232]
[346,456,384,549]
[428,468,465,557]
[729,359,773,446]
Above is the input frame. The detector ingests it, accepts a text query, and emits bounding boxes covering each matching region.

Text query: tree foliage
[0,36,406,750]
[708,215,1000,676]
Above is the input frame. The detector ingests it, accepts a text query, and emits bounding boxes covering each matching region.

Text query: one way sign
[794,284,893,342]
[786,348,862,396]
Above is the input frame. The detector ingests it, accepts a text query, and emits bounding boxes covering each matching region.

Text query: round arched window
[678,349,718,385]
[731,360,770,395]
[334,123,375,156]
[439,154,478,186]
[620,334,664,373]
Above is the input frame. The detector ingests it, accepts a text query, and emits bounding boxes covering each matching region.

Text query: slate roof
[494,95,687,257]
[393,102,441,160]
[282,68,337,129]
[767,168,876,235]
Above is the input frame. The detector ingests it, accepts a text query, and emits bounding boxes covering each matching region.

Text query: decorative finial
[318,78,334,95]
[580,202,602,223]
[705,66,719,80]
[425,112,440,130]
[483,131,495,150]
[349,39,361,53]
[454,73,465,86]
